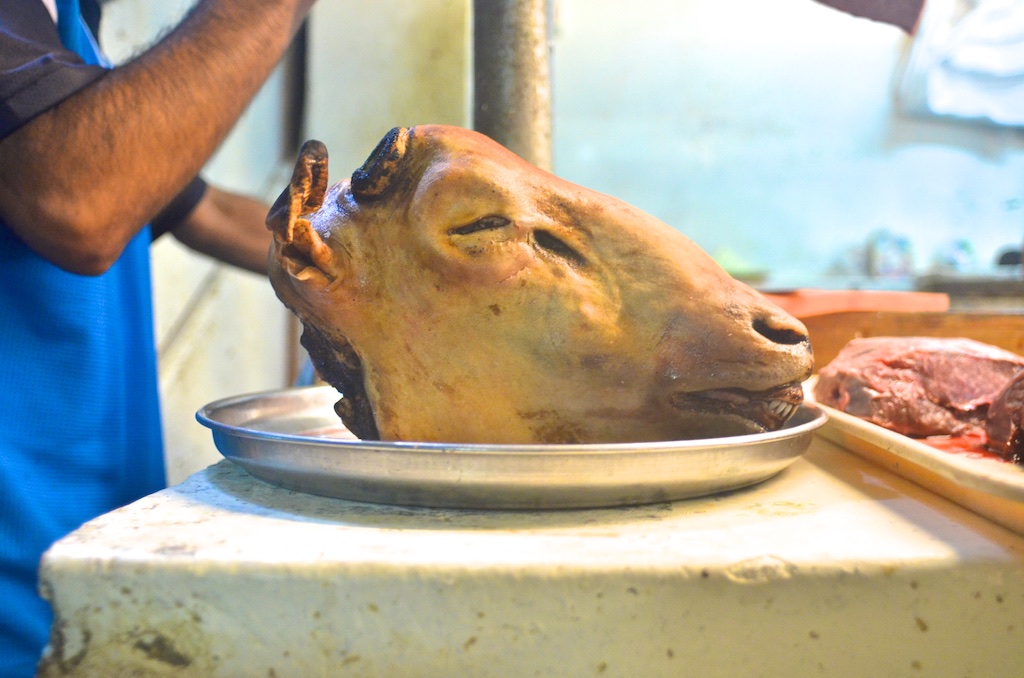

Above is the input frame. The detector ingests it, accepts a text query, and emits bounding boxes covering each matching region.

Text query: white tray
[809,388,1024,535]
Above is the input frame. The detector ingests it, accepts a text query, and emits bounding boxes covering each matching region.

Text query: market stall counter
[37,433,1024,677]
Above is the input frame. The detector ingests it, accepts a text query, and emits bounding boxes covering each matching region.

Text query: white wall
[304,0,472,179]
[552,0,1024,286]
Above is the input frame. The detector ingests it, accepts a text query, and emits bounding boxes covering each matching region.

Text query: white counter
[37,436,1024,677]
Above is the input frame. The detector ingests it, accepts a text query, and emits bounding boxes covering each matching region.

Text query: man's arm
[812,0,926,33]
[0,0,315,275]
[170,186,273,276]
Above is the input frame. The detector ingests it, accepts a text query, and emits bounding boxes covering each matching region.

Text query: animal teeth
[766,400,795,419]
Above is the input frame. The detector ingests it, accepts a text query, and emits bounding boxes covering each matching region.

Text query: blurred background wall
[552,0,1024,289]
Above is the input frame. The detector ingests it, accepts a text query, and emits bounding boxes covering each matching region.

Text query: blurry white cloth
[898,0,1024,126]
[40,0,57,22]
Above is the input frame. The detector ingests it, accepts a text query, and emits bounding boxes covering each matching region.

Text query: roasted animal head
[267,125,813,444]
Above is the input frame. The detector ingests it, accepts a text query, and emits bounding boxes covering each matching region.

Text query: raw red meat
[814,337,1024,437]
[987,371,1024,465]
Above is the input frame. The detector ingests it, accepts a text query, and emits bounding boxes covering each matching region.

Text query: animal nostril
[753,318,807,346]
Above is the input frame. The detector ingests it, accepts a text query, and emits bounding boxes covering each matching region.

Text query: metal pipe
[473,0,553,171]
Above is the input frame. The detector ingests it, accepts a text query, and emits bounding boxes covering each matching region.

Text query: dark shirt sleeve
[0,1,207,238]
[811,0,926,33]
[151,176,209,240]
[0,0,109,138]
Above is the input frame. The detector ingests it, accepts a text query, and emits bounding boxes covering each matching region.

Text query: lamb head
[266,125,812,444]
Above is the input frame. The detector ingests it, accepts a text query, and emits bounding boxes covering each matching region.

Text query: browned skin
[267,125,813,444]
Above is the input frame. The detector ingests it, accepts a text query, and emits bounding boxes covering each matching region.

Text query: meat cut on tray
[813,336,1024,465]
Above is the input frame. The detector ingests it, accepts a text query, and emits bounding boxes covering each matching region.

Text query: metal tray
[196,386,827,509]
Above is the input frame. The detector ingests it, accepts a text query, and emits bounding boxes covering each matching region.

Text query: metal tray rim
[195,386,827,508]
[196,386,827,455]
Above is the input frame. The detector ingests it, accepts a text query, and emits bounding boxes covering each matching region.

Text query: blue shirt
[0,2,181,674]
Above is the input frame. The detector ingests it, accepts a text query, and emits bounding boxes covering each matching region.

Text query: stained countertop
[37,435,1024,677]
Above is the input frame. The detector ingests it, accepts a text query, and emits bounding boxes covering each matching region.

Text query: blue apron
[0,1,165,674]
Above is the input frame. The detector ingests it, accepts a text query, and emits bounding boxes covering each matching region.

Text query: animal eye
[534,229,586,268]
[450,216,511,236]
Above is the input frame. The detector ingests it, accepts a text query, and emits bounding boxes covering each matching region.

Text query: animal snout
[752,314,808,348]
[750,310,814,382]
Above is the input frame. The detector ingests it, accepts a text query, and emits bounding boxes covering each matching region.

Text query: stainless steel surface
[473,0,553,171]
[196,386,826,509]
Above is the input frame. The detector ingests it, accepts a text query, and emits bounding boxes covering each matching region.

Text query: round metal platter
[196,386,827,510]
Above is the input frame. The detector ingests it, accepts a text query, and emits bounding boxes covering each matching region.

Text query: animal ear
[266,139,335,280]
[351,127,409,202]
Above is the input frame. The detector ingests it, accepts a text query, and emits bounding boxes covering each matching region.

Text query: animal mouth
[669,382,805,432]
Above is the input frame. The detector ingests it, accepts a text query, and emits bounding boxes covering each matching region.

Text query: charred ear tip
[351,127,410,201]
[267,140,330,232]
[294,139,330,213]
[294,139,328,186]
[300,139,328,162]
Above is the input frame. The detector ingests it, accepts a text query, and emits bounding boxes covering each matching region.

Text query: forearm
[171,186,273,276]
[0,0,313,275]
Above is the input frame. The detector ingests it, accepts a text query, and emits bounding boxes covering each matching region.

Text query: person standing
[0,1,318,674]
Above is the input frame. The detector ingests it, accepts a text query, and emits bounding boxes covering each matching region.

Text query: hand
[0,0,317,275]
